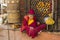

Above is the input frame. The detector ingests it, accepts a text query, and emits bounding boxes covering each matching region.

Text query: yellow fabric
[28,19,34,25]
[45,17,55,25]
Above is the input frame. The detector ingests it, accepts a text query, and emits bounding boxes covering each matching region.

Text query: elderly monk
[21,9,46,38]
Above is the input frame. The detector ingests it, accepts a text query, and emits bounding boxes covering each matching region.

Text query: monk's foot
[27,31,31,37]
[27,33,31,37]
[31,34,38,38]
[38,30,42,34]
[31,32,38,38]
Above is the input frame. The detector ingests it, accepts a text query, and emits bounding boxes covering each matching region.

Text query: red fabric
[21,15,46,38]
[23,24,46,38]
[28,9,35,14]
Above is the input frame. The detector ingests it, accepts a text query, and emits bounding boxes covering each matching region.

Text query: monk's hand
[30,27,34,30]
[37,22,40,25]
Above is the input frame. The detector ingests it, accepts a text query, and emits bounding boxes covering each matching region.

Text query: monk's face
[28,14,34,19]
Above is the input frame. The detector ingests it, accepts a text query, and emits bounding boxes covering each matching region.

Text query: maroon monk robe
[21,15,46,38]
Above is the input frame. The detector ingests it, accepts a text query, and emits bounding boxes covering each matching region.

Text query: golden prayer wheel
[7,11,20,23]
[7,0,20,23]
[7,3,19,10]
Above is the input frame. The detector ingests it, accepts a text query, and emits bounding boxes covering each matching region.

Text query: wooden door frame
[53,0,58,31]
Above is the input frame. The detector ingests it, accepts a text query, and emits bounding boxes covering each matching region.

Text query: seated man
[21,9,46,38]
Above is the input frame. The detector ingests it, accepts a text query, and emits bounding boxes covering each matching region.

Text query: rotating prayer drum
[7,0,20,4]
[7,0,20,23]
[7,11,20,23]
[7,3,19,10]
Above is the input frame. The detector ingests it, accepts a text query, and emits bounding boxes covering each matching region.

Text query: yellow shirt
[28,19,34,25]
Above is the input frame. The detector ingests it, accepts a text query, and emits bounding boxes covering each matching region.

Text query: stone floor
[0,25,60,40]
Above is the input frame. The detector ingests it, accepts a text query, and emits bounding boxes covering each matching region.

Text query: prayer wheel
[7,10,20,23]
[7,0,20,23]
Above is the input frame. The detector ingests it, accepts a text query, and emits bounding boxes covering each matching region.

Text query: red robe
[21,15,46,38]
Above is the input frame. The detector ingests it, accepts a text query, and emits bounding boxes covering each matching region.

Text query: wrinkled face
[28,14,34,19]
